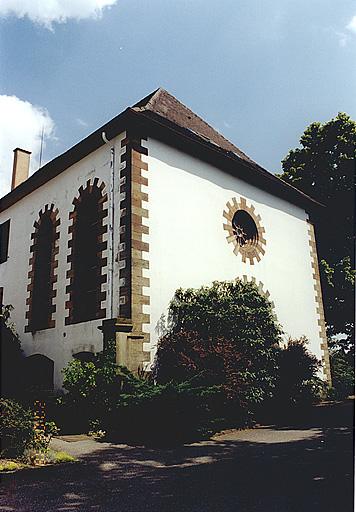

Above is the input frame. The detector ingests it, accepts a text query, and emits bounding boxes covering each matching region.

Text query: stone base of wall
[115,320,150,373]
[101,318,150,373]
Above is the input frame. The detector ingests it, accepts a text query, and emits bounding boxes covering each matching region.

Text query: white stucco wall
[0,133,125,388]
[0,131,325,387]
[145,138,324,368]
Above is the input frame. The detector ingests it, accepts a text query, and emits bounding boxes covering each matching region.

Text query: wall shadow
[1,401,353,512]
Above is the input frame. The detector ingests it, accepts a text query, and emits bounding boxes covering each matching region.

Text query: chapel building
[0,88,331,389]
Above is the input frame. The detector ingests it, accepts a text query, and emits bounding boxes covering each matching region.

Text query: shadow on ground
[0,400,354,512]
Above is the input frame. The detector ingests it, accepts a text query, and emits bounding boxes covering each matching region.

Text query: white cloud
[0,95,55,197]
[336,31,348,47]
[346,15,356,34]
[0,0,118,29]
[75,118,89,128]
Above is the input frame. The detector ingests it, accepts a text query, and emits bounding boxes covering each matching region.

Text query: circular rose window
[232,210,258,247]
[223,197,266,264]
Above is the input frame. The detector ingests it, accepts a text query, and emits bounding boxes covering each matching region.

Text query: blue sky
[1,0,355,195]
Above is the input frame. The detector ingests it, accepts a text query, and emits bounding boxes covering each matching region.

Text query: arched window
[66,179,108,324]
[26,205,59,332]
[25,354,54,391]
[73,351,96,363]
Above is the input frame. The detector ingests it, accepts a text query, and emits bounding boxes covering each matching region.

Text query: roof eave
[0,104,323,215]
[0,109,132,213]
[128,108,323,212]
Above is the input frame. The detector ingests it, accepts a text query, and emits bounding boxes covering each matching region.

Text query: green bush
[59,344,139,431]
[62,341,122,403]
[0,398,34,457]
[328,350,354,399]
[153,280,282,418]
[103,379,222,445]
[60,347,222,442]
[257,337,324,422]
[0,398,59,460]
[274,337,322,405]
[0,305,25,399]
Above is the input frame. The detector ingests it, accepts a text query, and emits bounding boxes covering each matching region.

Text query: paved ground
[0,400,354,512]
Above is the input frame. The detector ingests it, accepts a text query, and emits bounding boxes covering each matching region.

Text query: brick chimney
[11,148,31,190]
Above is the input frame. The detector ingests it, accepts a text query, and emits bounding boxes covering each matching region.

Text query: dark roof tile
[132,88,254,164]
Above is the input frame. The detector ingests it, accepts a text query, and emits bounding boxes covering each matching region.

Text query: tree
[273,337,322,406]
[0,305,25,398]
[278,113,355,356]
[328,349,355,399]
[154,280,282,415]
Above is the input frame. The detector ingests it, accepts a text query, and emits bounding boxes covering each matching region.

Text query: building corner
[307,219,332,386]
[112,130,150,372]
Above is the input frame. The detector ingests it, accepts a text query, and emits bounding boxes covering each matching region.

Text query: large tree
[154,280,282,412]
[279,113,355,356]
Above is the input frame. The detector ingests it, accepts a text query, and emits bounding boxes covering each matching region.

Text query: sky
[0,0,355,197]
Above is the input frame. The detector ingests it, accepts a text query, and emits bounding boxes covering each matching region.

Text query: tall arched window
[26,205,59,332]
[66,179,108,324]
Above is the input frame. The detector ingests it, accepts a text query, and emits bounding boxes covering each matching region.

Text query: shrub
[153,280,282,417]
[103,379,222,445]
[59,344,138,431]
[0,398,34,457]
[0,305,25,399]
[269,337,323,410]
[0,398,59,461]
[60,347,222,442]
[328,350,355,399]
[31,401,59,456]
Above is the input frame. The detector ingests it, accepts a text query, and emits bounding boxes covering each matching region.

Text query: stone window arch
[66,178,108,324]
[25,205,60,332]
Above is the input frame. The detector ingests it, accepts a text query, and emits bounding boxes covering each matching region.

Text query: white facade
[0,133,125,388]
[0,108,328,388]
[145,138,324,365]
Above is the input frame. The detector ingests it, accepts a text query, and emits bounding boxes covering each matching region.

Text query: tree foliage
[154,280,282,413]
[0,304,25,398]
[0,398,59,459]
[278,113,355,354]
[0,398,34,457]
[60,347,221,443]
[273,337,322,406]
[328,350,355,399]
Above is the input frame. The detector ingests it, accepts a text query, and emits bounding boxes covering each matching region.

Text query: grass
[0,460,24,472]
[52,451,76,463]
[0,450,77,472]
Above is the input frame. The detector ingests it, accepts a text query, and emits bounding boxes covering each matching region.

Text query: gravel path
[0,400,353,512]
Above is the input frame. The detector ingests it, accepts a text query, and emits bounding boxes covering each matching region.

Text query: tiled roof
[132,88,255,164]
